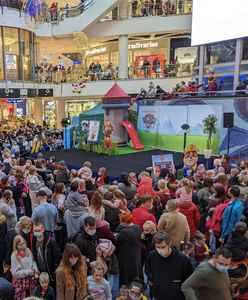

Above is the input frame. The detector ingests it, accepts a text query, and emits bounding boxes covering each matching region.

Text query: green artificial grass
[138,131,220,155]
[116,145,154,155]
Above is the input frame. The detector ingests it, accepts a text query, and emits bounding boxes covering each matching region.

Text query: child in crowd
[97,167,107,187]
[78,161,93,180]
[33,272,55,300]
[116,285,129,300]
[180,241,197,268]
[87,263,112,300]
[225,222,248,262]
[176,178,192,205]
[196,164,205,180]
[129,172,139,187]
[103,190,128,212]
[194,231,210,263]
[129,278,148,300]
[8,169,17,186]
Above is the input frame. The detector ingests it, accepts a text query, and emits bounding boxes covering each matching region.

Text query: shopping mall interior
[0,0,247,130]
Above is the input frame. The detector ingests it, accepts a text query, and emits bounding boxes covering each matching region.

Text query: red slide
[120,121,144,150]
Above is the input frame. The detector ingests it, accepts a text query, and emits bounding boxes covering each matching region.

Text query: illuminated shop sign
[128,41,159,50]
[86,47,107,55]
[7,99,23,103]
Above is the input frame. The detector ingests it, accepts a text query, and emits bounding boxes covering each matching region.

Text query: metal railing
[128,0,192,18]
[33,63,194,83]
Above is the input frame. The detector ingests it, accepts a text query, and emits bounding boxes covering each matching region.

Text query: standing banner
[152,154,175,179]
[87,120,100,142]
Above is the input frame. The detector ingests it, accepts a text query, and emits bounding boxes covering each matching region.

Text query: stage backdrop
[137,105,222,154]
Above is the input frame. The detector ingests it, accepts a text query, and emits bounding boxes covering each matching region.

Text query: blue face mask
[216,263,229,272]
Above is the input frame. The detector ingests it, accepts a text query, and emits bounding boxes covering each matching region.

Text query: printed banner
[87,120,100,142]
[152,154,175,179]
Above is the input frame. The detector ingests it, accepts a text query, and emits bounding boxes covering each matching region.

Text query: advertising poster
[87,120,100,142]
[152,154,175,179]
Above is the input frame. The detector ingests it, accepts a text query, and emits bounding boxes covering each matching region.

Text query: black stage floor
[42,149,205,178]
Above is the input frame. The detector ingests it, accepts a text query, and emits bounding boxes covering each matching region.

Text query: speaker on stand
[223,113,234,155]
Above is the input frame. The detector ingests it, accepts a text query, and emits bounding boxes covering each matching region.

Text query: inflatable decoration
[182,144,199,177]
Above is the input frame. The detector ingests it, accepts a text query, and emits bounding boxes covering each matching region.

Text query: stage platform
[42,149,205,178]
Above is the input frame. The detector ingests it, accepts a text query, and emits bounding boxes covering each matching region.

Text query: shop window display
[205,40,236,65]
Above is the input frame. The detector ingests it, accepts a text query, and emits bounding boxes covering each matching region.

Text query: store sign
[128,41,159,50]
[86,47,107,56]
[176,47,197,64]
[7,99,23,103]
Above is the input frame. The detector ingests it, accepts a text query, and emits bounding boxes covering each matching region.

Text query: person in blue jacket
[220,185,244,244]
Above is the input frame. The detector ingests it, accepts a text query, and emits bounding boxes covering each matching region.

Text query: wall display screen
[191,0,248,45]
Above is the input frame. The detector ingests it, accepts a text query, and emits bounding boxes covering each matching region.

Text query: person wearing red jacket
[132,195,157,228]
[179,202,200,239]
[185,80,203,96]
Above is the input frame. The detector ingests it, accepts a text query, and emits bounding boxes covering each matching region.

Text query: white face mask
[216,263,229,272]
[156,247,171,258]
[69,257,78,267]
[87,229,96,236]
[22,228,31,234]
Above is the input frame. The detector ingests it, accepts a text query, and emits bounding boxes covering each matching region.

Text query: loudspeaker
[223,113,234,128]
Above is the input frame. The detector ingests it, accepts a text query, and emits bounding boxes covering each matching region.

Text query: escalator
[50,0,122,36]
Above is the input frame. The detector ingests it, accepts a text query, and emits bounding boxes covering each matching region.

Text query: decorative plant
[202,114,218,150]
[128,110,138,126]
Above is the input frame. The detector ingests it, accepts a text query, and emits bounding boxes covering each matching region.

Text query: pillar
[198,45,205,85]
[118,35,128,79]
[34,98,43,126]
[56,99,65,129]
[119,0,129,19]
[234,39,243,90]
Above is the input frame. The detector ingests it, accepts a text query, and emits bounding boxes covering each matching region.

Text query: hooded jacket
[225,231,248,261]
[179,202,200,239]
[145,247,193,300]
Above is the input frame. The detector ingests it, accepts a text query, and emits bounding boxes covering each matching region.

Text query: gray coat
[0,200,17,232]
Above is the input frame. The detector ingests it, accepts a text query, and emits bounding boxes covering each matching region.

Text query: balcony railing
[32,63,194,84]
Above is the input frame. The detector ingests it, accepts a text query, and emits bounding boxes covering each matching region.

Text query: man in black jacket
[72,216,99,264]
[145,231,193,300]
[31,222,61,284]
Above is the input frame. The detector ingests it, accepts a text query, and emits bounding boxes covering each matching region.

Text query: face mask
[156,247,170,258]
[87,229,96,236]
[22,228,31,234]
[17,244,26,251]
[69,257,78,267]
[216,263,229,273]
[129,292,140,300]
[33,231,43,239]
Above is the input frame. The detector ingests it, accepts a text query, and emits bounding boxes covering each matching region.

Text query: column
[118,35,128,80]
[234,39,243,90]
[198,45,205,84]
[119,0,129,19]
[34,98,43,126]
[56,99,65,129]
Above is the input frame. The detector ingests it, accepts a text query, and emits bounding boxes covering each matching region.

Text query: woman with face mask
[11,235,39,300]
[56,243,90,300]
[16,216,33,250]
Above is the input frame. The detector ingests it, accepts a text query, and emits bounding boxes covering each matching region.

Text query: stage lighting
[181,123,190,131]
[181,123,190,150]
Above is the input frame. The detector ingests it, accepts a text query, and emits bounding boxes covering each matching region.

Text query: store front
[86,38,170,78]
[0,27,36,81]
[44,100,56,128]
[65,99,100,119]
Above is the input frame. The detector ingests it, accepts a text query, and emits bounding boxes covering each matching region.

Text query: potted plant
[202,114,218,158]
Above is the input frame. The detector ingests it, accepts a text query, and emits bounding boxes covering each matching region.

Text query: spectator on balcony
[50,3,57,21]
[142,58,151,78]
[186,80,203,96]
[155,0,163,15]
[153,57,161,78]
[94,62,102,81]
[164,0,171,15]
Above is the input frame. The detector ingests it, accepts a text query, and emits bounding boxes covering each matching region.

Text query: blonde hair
[114,190,125,200]
[180,178,192,194]
[157,179,169,195]
[19,216,32,231]
[139,171,150,179]
[39,272,50,282]
[29,165,36,175]
[83,161,92,168]
[13,235,29,257]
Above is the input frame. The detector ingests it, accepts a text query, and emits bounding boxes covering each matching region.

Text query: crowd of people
[131,0,189,18]
[0,125,248,299]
